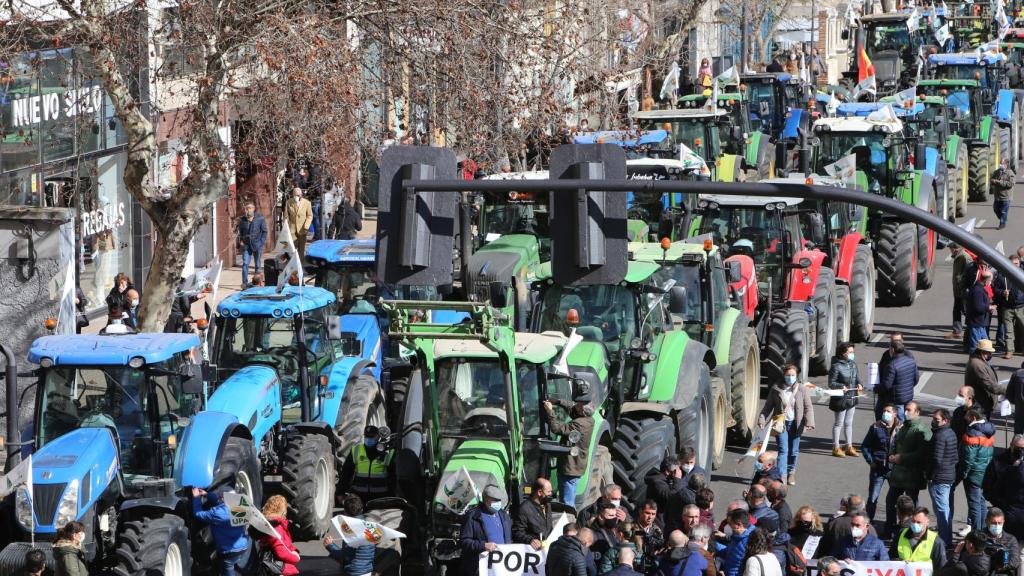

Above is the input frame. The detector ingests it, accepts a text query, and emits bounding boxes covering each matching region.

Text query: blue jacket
[658,546,709,576]
[237,214,268,253]
[835,534,889,561]
[716,527,752,576]
[327,542,374,576]
[967,282,991,327]
[460,504,513,575]
[879,353,919,405]
[192,493,249,554]
[862,421,895,474]
[750,503,780,534]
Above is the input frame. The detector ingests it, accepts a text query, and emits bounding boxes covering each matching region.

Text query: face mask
[955,395,966,407]
[754,461,764,472]
[784,375,797,385]
[882,412,894,424]
[851,527,865,539]
[846,353,856,362]
[910,522,924,535]
[130,299,139,308]
[990,524,1004,536]
[602,518,619,529]
[609,499,621,508]
[364,438,378,448]
[797,520,813,529]
[681,463,695,474]
[489,501,502,512]
[931,421,941,430]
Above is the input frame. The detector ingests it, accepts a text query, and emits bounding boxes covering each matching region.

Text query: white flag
[679,143,711,176]
[907,8,920,32]
[544,513,570,548]
[659,61,680,101]
[553,329,584,376]
[715,66,740,88]
[703,81,719,114]
[740,419,772,461]
[276,220,305,293]
[0,456,31,499]
[824,154,858,187]
[866,103,899,124]
[57,263,75,335]
[935,24,951,46]
[439,466,480,514]
[894,87,918,108]
[854,75,876,100]
[331,515,406,546]
[223,492,282,541]
[826,92,840,116]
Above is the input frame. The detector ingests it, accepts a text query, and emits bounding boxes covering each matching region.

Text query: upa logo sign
[478,544,545,576]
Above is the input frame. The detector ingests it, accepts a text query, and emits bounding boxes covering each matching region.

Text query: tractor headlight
[15,486,32,528]
[56,479,79,527]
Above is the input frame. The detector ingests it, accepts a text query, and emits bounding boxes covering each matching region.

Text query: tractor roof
[633,109,728,121]
[627,158,691,172]
[483,171,549,180]
[217,285,336,317]
[629,239,718,262]
[740,72,795,83]
[812,115,904,134]
[573,130,669,146]
[860,12,913,22]
[928,52,1006,66]
[28,333,200,366]
[430,331,566,362]
[678,92,743,102]
[699,194,804,207]
[918,78,981,88]
[306,239,375,264]
[837,101,924,117]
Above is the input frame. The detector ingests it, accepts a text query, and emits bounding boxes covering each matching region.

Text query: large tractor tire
[875,221,917,306]
[212,436,262,507]
[581,445,612,511]
[850,244,876,341]
[763,307,810,383]
[969,145,991,201]
[611,415,677,506]
[711,376,728,470]
[809,268,837,376]
[1013,104,1021,170]
[835,284,852,345]
[999,126,1012,173]
[111,514,190,576]
[281,433,336,539]
[677,366,715,474]
[757,141,776,181]
[727,320,761,443]
[956,142,970,217]
[335,374,386,457]
[364,506,406,576]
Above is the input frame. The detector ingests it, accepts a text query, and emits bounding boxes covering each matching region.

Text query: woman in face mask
[788,506,824,557]
[861,404,899,523]
[757,364,815,486]
[53,520,89,576]
[828,342,863,458]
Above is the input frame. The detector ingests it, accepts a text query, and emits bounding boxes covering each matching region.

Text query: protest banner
[478,544,546,576]
[805,559,931,576]
[223,492,281,541]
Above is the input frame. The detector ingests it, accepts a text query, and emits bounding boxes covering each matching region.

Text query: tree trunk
[137,212,203,332]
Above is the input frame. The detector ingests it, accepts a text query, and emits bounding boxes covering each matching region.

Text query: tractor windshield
[661,263,705,341]
[435,359,510,437]
[480,194,550,240]
[318,266,377,309]
[668,120,710,159]
[536,284,637,352]
[36,362,195,476]
[699,206,788,300]
[817,132,891,192]
[866,24,911,54]
[747,82,779,132]
[934,65,991,88]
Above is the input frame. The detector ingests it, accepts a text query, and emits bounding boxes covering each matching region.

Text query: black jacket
[106,284,132,313]
[828,358,861,411]
[929,423,959,485]
[328,200,363,240]
[773,500,793,536]
[879,352,919,405]
[512,498,553,544]
[460,505,512,575]
[862,421,896,474]
[1007,370,1024,409]
[236,214,268,253]
[984,451,1024,540]
[989,530,1022,575]
[546,535,590,576]
[994,271,1024,308]
[937,551,992,576]
[967,282,991,328]
[645,469,694,532]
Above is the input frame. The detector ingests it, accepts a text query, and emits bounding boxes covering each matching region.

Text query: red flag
[858,48,875,84]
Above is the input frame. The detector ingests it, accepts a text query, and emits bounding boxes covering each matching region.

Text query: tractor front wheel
[335,374,386,457]
[850,245,876,341]
[875,221,917,306]
[281,433,336,540]
[810,267,837,376]
[835,284,852,345]
[711,376,728,470]
[611,415,677,506]
[111,514,191,576]
[727,319,760,444]
[968,145,991,201]
[763,307,810,383]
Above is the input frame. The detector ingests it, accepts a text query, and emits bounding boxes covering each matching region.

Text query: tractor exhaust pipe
[1,344,19,471]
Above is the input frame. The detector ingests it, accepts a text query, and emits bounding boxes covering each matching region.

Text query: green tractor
[677,90,778,180]
[630,239,761,444]
[849,13,928,95]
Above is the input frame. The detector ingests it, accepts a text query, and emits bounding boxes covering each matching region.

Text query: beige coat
[285,197,313,238]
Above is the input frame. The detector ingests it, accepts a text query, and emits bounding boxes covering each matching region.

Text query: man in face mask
[836,511,888,560]
[338,425,394,503]
[886,401,931,537]
[751,451,784,487]
[965,339,1001,416]
[983,508,1021,576]
[952,386,977,440]
[984,435,1024,543]
[679,446,706,486]
[928,409,958,546]
[590,502,624,574]
[124,288,141,330]
[512,477,554,550]
[460,484,512,574]
[645,455,693,532]
[892,506,947,572]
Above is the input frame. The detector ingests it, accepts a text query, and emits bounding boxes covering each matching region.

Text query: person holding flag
[192,486,251,576]
[324,494,376,576]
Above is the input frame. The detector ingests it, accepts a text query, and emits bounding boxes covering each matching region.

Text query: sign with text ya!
[807,560,932,576]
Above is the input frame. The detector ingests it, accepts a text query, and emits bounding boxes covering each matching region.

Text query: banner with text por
[478,544,547,576]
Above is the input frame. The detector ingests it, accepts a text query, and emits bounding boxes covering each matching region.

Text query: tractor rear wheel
[969,145,991,201]
[999,126,1012,173]
[611,415,677,506]
[835,284,852,345]
[763,307,810,382]
[956,143,969,217]
[281,433,335,539]
[711,376,728,470]
[677,366,714,474]
[111,514,190,576]
[875,221,917,306]
[917,194,937,290]
[727,319,760,443]
[850,245,876,341]
[335,374,386,457]
[212,436,262,511]
[810,268,837,376]
[581,445,612,511]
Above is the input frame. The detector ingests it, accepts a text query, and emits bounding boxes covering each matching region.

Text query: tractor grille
[33,483,67,526]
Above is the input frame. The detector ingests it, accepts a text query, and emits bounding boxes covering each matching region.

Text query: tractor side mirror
[669,286,688,314]
[488,281,509,309]
[731,126,744,141]
[328,315,343,339]
[726,260,743,282]
[181,364,204,395]
[914,142,927,170]
[842,29,849,40]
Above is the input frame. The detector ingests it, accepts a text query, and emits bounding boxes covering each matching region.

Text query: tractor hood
[432,439,509,511]
[29,427,119,530]
[872,51,903,86]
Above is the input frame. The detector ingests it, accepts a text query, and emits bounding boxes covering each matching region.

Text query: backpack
[781,544,807,576]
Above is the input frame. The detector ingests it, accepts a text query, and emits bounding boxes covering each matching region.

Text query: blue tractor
[0,333,209,576]
[195,285,385,539]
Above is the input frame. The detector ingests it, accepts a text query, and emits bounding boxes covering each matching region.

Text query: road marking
[978,219,987,229]
[915,371,933,395]
[871,333,886,343]
[916,289,924,299]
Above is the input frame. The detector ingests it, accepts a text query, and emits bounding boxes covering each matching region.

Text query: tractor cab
[927,52,1007,104]
[633,109,726,174]
[915,80,984,137]
[859,13,928,94]
[676,92,753,157]
[812,108,912,195]
[742,73,812,140]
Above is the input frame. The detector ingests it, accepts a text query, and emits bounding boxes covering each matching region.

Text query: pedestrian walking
[928,408,958,546]
[293,165,322,240]
[982,435,1024,542]
[834,511,889,561]
[784,53,800,75]
[959,408,995,531]
[339,425,395,503]
[259,495,301,575]
[717,509,754,576]
[828,342,862,458]
[16,549,48,576]
[742,528,783,576]
[890,507,947,572]
[997,254,1024,358]
[810,49,827,83]
[512,477,555,549]
[324,494,376,576]
[546,524,593,576]
[965,340,1001,415]
[758,364,815,485]
[947,244,973,341]
[285,186,313,258]
[543,388,595,506]
[191,487,250,576]
[105,272,133,314]
[966,270,995,354]
[886,401,932,537]
[982,507,1021,576]
[788,506,823,557]
[659,529,710,576]
[862,404,899,521]
[53,521,88,576]
[328,195,363,240]
[878,339,919,423]
[236,200,268,287]
[992,158,1015,230]
[1006,365,1024,434]
[460,484,513,575]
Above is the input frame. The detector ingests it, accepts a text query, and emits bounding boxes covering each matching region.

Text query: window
[435,359,509,437]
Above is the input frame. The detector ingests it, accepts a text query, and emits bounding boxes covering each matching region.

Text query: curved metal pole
[406,178,1024,291]
[0,344,19,471]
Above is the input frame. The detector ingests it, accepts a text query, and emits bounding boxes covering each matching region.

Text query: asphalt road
[291,186,1024,573]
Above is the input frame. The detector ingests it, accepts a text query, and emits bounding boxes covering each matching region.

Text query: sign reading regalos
[9,85,103,129]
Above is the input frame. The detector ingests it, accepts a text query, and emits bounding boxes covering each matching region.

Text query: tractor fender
[206,365,281,448]
[946,134,963,167]
[174,412,252,489]
[649,335,715,410]
[27,427,119,529]
[118,496,186,519]
[336,313,383,381]
[320,357,377,428]
[995,89,1016,123]
[712,308,742,370]
[913,172,935,212]
[745,132,763,169]
[620,401,671,416]
[833,233,865,283]
[286,421,338,447]
[980,116,994,144]
[782,109,803,140]
[923,147,940,179]
[785,249,827,302]
[724,254,758,319]
[716,155,741,183]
